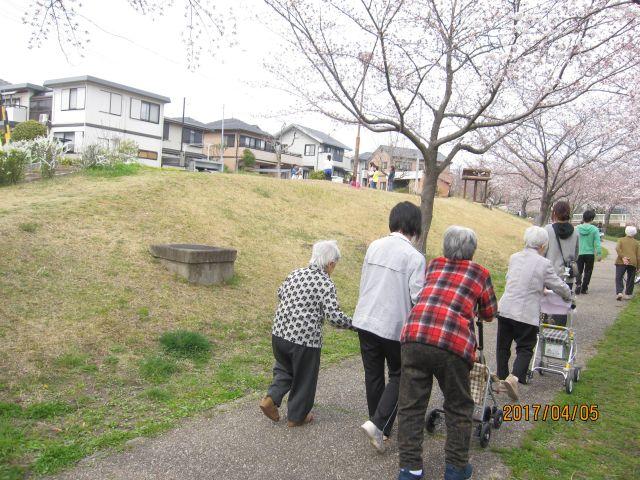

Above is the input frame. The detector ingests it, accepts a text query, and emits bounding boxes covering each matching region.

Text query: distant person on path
[615,226,639,301]
[353,202,426,453]
[397,226,497,480]
[323,155,333,180]
[496,226,571,401]
[368,162,378,189]
[544,201,579,291]
[290,165,301,180]
[259,240,353,427]
[575,209,602,295]
[387,166,396,192]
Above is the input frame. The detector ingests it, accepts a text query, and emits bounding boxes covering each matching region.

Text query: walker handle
[476,318,484,351]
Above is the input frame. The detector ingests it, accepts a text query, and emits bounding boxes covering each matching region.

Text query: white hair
[310,240,341,269]
[625,226,637,237]
[524,226,549,249]
[443,226,477,260]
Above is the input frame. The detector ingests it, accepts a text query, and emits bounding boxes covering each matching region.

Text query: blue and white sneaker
[398,468,423,480]
[444,463,473,480]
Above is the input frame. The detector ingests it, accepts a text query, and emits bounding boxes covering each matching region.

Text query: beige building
[366,145,453,196]
[203,118,302,175]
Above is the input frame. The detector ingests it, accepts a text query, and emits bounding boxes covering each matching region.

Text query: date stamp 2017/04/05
[502,404,600,422]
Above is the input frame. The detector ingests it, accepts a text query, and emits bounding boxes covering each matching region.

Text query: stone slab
[149,244,237,264]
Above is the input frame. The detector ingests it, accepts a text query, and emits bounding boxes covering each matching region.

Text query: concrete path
[51,241,628,480]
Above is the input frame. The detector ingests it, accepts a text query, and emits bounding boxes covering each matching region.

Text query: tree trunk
[536,194,552,226]
[603,206,614,234]
[520,197,529,218]
[418,161,439,254]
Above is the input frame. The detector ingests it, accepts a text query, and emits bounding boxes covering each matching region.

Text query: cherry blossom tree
[23,0,236,69]
[263,0,640,250]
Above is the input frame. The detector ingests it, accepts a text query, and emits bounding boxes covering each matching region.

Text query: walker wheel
[493,409,504,430]
[573,367,581,382]
[483,406,492,422]
[479,422,491,448]
[565,374,574,394]
[425,410,439,434]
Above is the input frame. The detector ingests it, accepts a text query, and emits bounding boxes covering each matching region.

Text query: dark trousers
[398,343,474,471]
[615,265,637,295]
[496,316,539,383]
[576,254,595,292]
[267,335,321,423]
[358,330,401,436]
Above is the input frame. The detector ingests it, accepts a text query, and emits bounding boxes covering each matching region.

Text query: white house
[43,76,171,167]
[161,116,220,170]
[279,124,352,177]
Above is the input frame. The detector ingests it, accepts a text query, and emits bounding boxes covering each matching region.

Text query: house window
[223,134,235,148]
[1,97,20,106]
[138,150,158,160]
[182,128,203,145]
[163,122,170,140]
[130,98,160,123]
[304,144,316,156]
[99,90,122,115]
[61,87,86,110]
[54,132,77,153]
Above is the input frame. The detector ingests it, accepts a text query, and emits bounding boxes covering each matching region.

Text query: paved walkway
[51,241,629,480]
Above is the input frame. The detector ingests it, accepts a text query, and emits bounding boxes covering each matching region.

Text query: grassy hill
[0,169,529,478]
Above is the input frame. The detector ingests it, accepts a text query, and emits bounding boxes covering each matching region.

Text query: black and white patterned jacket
[272,265,352,348]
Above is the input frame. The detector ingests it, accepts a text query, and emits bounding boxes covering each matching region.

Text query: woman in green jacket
[576,210,602,295]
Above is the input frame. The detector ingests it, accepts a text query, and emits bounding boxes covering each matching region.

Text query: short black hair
[389,201,422,237]
[582,209,596,223]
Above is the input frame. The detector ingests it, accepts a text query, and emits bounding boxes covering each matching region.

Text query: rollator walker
[526,290,580,394]
[425,319,503,448]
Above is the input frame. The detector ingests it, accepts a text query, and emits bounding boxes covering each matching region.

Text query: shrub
[17,137,66,179]
[240,148,256,170]
[0,147,29,185]
[309,170,326,180]
[79,144,108,169]
[139,355,179,383]
[159,330,212,359]
[11,120,47,142]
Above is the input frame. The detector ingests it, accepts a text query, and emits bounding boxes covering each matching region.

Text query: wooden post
[473,180,478,202]
[463,179,467,200]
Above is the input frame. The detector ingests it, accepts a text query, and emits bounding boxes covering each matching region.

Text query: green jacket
[577,223,602,256]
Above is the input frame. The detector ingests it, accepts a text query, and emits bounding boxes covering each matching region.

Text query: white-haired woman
[615,226,639,300]
[259,240,353,427]
[496,226,571,400]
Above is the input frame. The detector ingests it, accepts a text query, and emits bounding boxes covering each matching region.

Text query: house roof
[165,116,209,129]
[284,124,351,151]
[376,145,445,162]
[0,83,49,93]
[358,152,374,161]
[206,118,272,137]
[0,79,11,87]
[43,75,171,103]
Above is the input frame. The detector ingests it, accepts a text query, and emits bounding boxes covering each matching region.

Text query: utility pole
[179,97,186,168]
[275,122,285,179]
[220,105,225,172]
[353,53,371,184]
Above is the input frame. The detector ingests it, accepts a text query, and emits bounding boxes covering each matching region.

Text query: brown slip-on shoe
[287,413,314,427]
[502,374,520,402]
[259,396,280,422]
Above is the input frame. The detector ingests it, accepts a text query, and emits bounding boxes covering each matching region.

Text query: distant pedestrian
[291,165,302,180]
[371,167,381,189]
[544,201,579,290]
[387,166,396,192]
[397,226,497,480]
[615,226,639,301]
[323,155,333,180]
[259,240,353,427]
[353,202,426,453]
[575,210,602,294]
[496,226,571,401]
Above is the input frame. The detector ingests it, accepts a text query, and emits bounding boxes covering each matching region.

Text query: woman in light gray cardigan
[496,226,571,401]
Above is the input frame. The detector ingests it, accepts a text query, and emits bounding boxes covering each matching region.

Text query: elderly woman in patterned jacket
[259,240,353,427]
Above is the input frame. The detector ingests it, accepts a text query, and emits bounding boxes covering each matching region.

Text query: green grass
[500,296,640,479]
[83,163,142,178]
[0,169,530,477]
[159,330,212,359]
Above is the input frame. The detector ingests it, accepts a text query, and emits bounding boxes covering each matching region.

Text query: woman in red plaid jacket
[396,226,498,480]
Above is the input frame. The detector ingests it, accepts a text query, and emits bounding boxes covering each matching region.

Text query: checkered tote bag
[469,361,488,405]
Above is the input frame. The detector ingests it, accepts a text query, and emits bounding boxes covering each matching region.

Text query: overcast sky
[0,0,418,156]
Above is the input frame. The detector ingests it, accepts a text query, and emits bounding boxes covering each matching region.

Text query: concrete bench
[149,244,237,285]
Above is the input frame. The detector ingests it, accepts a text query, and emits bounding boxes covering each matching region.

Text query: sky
[0,0,413,156]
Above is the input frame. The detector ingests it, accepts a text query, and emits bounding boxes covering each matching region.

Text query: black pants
[576,254,595,292]
[496,316,539,383]
[267,335,321,423]
[615,265,637,295]
[358,330,401,436]
[398,343,474,471]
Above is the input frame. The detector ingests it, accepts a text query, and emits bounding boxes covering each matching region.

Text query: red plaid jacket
[400,257,498,365]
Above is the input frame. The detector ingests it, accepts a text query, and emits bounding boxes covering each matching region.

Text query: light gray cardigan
[498,247,571,326]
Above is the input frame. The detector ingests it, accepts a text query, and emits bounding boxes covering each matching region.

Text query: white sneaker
[616,293,623,301]
[361,420,385,453]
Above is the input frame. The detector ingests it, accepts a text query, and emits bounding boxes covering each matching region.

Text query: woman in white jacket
[496,226,571,401]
